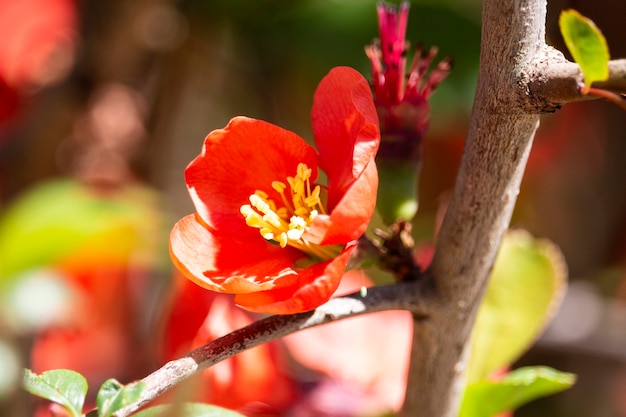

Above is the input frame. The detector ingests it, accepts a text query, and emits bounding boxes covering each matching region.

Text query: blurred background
[0,0,625,416]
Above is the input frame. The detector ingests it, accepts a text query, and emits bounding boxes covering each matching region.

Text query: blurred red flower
[284,270,413,415]
[0,0,76,89]
[0,0,76,133]
[5,180,167,414]
[169,66,380,314]
[30,265,140,416]
[161,276,298,415]
[160,271,413,417]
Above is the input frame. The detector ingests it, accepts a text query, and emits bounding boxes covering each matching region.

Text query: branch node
[373,221,423,282]
[522,45,573,112]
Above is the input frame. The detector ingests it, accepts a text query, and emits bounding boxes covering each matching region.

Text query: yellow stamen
[240,162,341,260]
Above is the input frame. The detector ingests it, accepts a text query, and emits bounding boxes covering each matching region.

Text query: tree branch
[113,280,433,417]
[527,54,626,110]
[401,0,549,415]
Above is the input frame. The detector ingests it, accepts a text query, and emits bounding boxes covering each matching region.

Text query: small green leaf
[460,366,576,417]
[96,379,145,417]
[133,403,246,417]
[23,369,88,417]
[468,230,567,383]
[559,9,610,93]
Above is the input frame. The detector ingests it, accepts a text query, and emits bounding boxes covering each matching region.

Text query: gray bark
[402,0,545,415]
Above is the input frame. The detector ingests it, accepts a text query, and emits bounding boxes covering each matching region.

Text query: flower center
[240,163,340,260]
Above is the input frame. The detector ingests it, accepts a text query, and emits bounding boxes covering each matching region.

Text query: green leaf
[23,369,88,417]
[559,9,610,93]
[467,230,567,383]
[460,366,576,417]
[133,403,246,417]
[96,379,145,417]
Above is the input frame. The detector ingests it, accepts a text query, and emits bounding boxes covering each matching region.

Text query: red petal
[284,270,413,414]
[192,295,297,411]
[312,67,380,210]
[160,279,297,412]
[169,214,305,293]
[185,116,318,237]
[160,277,219,360]
[234,242,356,314]
[0,0,77,87]
[304,160,378,245]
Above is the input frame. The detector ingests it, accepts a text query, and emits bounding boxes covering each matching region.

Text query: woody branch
[112,280,433,417]
[402,0,624,416]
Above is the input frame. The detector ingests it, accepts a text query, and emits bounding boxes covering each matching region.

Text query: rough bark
[401,0,546,415]
[527,57,626,109]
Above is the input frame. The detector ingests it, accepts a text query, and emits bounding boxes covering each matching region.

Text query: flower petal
[305,160,378,245]
[193,295,297,412]
[284,270,413,414]
[185,116,318,236]
[160,278,297,412]
[312,66,380,211]
[160,277,220,360]
[169,214,304,293]
[234,242,356,314]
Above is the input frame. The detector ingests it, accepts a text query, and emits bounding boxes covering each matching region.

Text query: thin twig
[113,280,433,417]
[586,87,626,111]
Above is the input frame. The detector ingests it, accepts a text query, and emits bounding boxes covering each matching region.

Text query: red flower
[365,1,451,160]
[0,0,76,135]
[284,271,413,415]
[160,276,298,414]
[0,0,76,89]
[169,66,380,314]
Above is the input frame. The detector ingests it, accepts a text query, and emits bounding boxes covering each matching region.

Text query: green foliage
[0,179,166,335]
[23,369,87,417]
[467,230,567,383]
[24,369,146,417]
[460,366,576,417]
[97,379,146,417]
[0,179,164,287]
[559,9,610,93]
[133,403,246,417]
[180,0,479,124]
